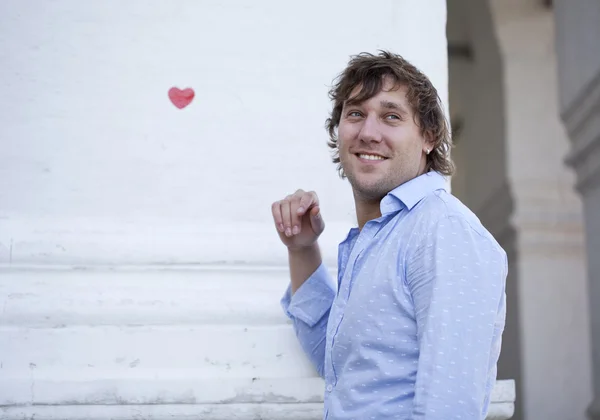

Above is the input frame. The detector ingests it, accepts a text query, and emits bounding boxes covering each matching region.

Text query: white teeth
[358,154,385,161]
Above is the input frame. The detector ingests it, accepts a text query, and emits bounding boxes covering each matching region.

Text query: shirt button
[326,384,333,392]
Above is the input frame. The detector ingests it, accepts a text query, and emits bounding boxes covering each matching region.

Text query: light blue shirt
[281,171,507,420]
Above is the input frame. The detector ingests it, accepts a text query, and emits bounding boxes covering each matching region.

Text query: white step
[0,265,515,419]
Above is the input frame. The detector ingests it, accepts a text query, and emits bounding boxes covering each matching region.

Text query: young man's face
[337,76,431,201]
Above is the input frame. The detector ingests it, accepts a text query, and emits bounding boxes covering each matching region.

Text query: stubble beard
[344,166,394,203]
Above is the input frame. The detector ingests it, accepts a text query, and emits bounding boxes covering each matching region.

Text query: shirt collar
[380,171,449,215]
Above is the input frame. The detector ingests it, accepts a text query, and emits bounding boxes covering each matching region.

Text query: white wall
[2,2,510,419]
[0,0,449,268]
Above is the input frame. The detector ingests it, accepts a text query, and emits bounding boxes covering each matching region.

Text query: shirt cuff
[280,263,336,328]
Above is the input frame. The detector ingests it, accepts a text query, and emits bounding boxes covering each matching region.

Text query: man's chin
[347,176,392,201]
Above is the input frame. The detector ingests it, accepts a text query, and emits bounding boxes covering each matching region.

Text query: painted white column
[450,1,590,419]
[554,1,600,418]
[0,1,514,418]
[488,2,592,419]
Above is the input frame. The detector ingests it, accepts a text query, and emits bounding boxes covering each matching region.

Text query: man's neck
[354,197,382,230]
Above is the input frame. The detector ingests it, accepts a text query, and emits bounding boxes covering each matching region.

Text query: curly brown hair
[325,50,454,177]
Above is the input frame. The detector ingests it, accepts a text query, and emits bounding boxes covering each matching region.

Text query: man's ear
[422,131,435,155]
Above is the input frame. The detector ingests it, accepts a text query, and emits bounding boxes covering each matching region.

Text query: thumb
[309,205,325,234]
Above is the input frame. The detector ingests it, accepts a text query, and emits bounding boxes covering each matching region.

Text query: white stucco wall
[0,0,449,268]
[0,1,514,418]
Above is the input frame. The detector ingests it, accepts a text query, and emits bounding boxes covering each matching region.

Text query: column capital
[474,179,585,257]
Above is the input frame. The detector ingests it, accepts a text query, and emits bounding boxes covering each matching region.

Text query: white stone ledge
[0,219,353,267]
[0,265,303,326]
[1,404,326,420]
[0,399,516,420]
[0,265,515,419]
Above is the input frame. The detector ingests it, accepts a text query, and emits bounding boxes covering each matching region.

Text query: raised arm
[272,189,335,376]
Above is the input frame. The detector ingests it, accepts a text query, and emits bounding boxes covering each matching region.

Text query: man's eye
[348,111,362,117]
[385,114,401,120]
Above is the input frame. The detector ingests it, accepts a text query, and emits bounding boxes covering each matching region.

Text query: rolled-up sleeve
[281,263,336,376]
[406,215,507,420]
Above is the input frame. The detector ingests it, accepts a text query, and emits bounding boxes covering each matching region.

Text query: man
[271,51,507,419]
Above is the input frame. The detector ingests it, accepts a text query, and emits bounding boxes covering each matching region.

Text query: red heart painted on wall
[168,87,195,109]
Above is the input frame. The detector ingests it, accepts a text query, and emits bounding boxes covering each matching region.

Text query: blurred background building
[447,1,599,419]
[0,1,598,419]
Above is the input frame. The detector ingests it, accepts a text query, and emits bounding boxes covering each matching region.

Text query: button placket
[344,223,378,300]
[327,225,377,387]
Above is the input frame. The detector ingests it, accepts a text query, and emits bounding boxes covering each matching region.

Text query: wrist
[287,242,320,255]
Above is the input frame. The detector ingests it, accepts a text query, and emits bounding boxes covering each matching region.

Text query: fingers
[271,190,320,237]
[271,194,298,237]
[282,196,300,237]
[309,205,325,234]
[296,191,318,217]
[281,197,293,236]
[271,200,284,233]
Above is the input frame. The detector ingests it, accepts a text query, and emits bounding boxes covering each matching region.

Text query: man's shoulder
[409,189,505,254]
[409,188,478,225]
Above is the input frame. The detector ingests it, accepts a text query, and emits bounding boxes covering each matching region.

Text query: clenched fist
[271,189,325,249]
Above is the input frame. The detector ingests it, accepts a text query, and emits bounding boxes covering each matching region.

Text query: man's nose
[358,115,383,143]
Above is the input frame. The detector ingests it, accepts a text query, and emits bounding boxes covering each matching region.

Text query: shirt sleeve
[280,262,337,377]
[406,215,507,420]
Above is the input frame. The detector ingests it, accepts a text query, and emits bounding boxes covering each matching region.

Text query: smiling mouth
[356,153,387,161]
